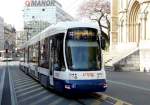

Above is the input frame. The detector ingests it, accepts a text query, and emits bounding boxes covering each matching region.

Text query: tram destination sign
[25,0,55,7]
[67,28,97,40]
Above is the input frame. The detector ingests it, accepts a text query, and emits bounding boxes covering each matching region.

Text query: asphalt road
[8,62,129,105]
[106,71,150,105]
[1,61,150,105]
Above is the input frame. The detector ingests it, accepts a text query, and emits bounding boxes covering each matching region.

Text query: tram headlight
[65,85,71,90]
[65,84,76,89]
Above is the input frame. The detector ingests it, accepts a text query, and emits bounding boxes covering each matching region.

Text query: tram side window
[33,43,39,64]
[25,48,28,63]
[19,48,24,62]
[39,38,49,69]
[28,43,39,65]
[28,45,32,63]
[23,48,25,62]
[53,34,65,71]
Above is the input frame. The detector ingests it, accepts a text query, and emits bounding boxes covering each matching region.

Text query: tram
[19,21,107,93]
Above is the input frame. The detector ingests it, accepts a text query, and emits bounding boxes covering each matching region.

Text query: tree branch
[100,25,108,29]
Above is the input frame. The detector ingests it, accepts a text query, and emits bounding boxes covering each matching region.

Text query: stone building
[4,24,16,58]
[111,0,150,72]
[0,17,4,58]
[16,31,26,49]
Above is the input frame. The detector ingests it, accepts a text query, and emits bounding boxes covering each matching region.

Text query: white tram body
[20,21,107,93]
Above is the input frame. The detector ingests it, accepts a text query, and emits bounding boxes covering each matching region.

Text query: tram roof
[25,21,99,46]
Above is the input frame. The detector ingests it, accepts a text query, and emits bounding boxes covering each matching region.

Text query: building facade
[111,0,150,72]
[16,31,26,49]
[0,17,4,57]
[0,22,16,59]
[4,24,16,58]
[23,0,74,37]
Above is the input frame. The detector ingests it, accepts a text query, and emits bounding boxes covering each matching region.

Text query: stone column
[140,9,148,40]
[110,0,119,50]
[139,0,150,72]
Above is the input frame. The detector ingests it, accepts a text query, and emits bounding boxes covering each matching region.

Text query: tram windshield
[66,28,101,71]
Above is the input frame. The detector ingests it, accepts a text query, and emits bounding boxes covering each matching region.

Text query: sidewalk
[0,61,11,105]
[0,62,6,105]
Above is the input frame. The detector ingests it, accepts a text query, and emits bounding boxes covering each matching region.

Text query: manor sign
[25,0,54,7]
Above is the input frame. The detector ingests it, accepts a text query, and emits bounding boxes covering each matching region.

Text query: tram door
[49,39,54,86]
[49,34,65,87]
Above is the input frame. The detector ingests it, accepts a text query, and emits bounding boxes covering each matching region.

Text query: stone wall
[114,50,140,71]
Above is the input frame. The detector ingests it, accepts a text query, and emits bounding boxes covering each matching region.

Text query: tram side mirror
[54,64,61,71]
[101,36,106,50]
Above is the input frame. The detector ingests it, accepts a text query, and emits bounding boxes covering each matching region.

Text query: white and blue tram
[20,21,107,93]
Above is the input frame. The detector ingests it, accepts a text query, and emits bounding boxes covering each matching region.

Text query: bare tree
[78,0,111,47]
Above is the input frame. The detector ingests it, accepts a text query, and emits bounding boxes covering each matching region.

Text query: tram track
[72,93,113,105]
[71,92,132,105]
[90,93,132,105]
[90,93,115,105]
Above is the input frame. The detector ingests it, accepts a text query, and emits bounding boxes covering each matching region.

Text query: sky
[0,0,86,31]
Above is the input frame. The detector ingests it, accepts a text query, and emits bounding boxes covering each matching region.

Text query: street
[106,71,150,105]
[0,61,150,105]
[0,0,150,105]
